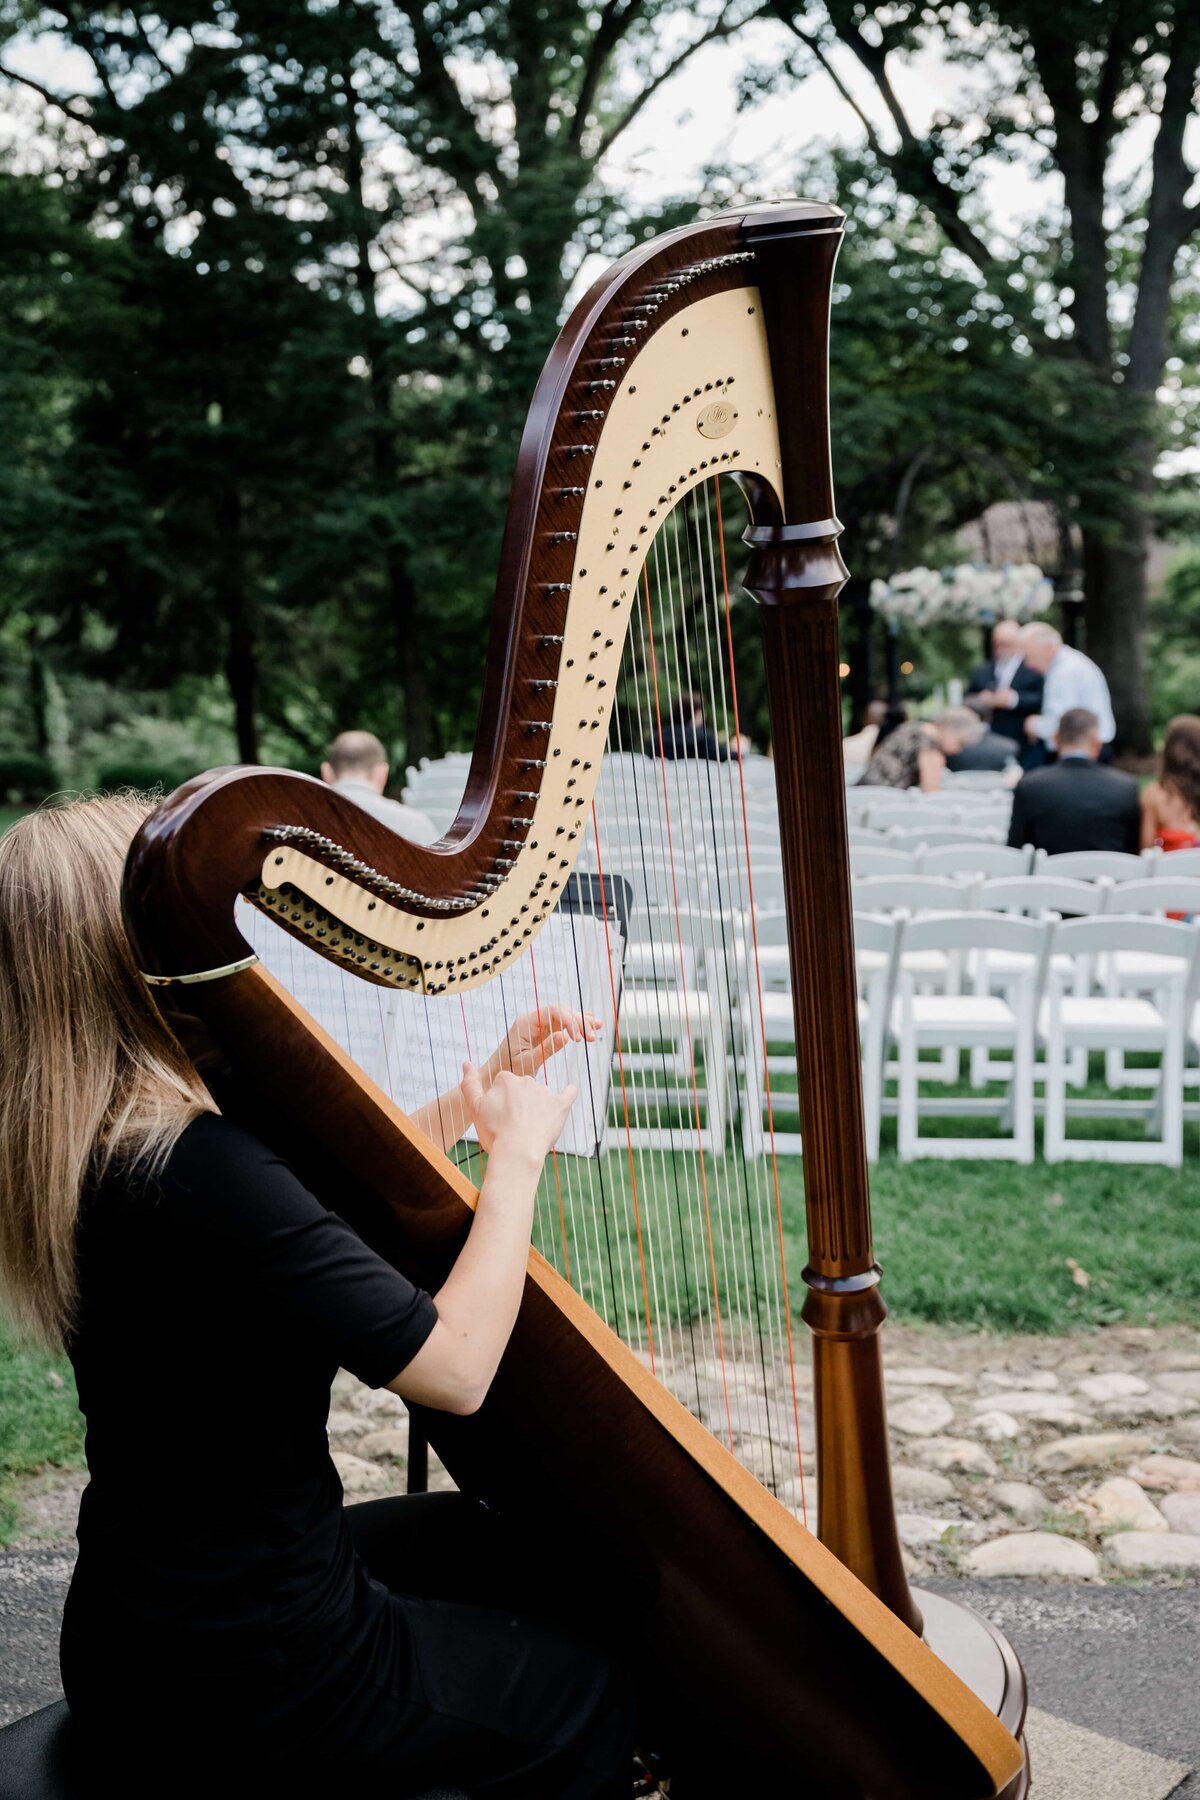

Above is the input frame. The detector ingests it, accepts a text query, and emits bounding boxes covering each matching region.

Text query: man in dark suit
[1007,709,1140,856]
[967,620,1044,764]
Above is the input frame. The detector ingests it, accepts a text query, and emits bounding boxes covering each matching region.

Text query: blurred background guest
[1007,708,1139,855]
[1018,623,1116,764]
[944,696,1018,775]
[842,699,887,778]
[1140,714,1200,854]
[646,693,743,760]
[966,620,1043,764]
[321,730,439,842]
[860,706,983,793]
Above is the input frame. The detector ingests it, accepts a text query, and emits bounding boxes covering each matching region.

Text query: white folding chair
[942,769,1017,792]
[852,876,979,1084]
[849,845,920,878]
[972,875,1113,1088]
[854,911,904,1162]
[612,904,729,1155]
[1158,847,1200,878]
[920,844,1031,880]
[1033,849,1155,881]
[1092,878,1200,1092]
[847,824,888,847]
[736,911,902,1163]
[887,826,1005,853]
[1040,916,1196,1166]
[891,912,1046,1163]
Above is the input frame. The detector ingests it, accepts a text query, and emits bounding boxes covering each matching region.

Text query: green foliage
[0,751,56,804]
[0,1316,84,1546]
[1148,547,1200,730]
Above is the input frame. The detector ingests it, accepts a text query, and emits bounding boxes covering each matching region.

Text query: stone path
[12,1323,1200,1585]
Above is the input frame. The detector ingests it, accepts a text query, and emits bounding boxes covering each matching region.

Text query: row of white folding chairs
[852,871,1200,1093]
[735,909,1200,1166]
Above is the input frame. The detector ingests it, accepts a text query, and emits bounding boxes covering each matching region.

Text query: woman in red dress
[1140,714,1200,854]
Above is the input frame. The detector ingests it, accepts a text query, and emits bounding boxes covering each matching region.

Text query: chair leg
[1044,1016,1066,1162]
[898,1003,917,1162]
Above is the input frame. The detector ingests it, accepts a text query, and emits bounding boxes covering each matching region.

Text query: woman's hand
[482,1006,601,1086]
[461,1062,578,1162]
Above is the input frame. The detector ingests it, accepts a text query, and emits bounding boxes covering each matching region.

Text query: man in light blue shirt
[320,729,440,842]
[1018,623,1116,759]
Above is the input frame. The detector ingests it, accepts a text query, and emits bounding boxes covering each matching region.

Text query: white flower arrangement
[869,563,1054,626]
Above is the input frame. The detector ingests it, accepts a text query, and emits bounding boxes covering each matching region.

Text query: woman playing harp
[0,794,653,1796]
[101,201,1024,1797]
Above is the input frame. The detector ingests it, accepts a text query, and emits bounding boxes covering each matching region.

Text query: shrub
[0,753,57,804]
[93,760,192,797]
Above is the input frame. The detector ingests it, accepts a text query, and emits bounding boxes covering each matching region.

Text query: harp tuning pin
[576,409,605,421]
[597,357,626,368]
[549,531,577,545]
[558,486,586,499]
[564,444,595,459]
[544,583,571,595]
[530,678,558,692]
[587,380,616,393]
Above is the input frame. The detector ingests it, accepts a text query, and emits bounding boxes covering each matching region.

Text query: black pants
[329,1491,637,1798]
[62,1492,636,1800]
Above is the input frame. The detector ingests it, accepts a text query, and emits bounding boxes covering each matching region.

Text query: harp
[124,201,1028,1799]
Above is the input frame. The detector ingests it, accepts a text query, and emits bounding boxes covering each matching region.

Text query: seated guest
[944,697,1017,774]
[321,729,438,842]
[1007,707,1140,855]
[967,619,1043,761]
[842,699,887,773]
[1140,714,1200,853]
[860,707,983,793]
[646,692,738,761]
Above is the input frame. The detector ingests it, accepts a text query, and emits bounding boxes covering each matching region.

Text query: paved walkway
[6,1322,1198,1791]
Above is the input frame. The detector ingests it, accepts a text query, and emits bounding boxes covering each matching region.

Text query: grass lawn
[0,1322,85,1545]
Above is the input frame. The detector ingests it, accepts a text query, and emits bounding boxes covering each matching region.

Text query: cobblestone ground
[14,1323,1200,1583]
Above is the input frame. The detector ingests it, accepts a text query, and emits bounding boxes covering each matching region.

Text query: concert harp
[124,201,1028,1798]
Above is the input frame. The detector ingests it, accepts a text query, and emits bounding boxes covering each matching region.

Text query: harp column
[741,209,921,1634]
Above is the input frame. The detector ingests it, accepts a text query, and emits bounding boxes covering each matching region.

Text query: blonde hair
[0,793,214,1349]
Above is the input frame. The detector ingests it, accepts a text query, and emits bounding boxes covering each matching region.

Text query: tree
[2,0,765,764]
[766,0,1200,753]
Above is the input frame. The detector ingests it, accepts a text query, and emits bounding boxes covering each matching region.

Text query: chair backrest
[978,874,1112,918]
[887,826,1005,852]
[897,910,1048,958]
[1156,846,1200,877]
[1105,876,1200,916]
[1051,914,1199,964]
[1034,849,1147,881]
[849,845,920,878]
[920,843,1030,879]
[853,909,903,961]
[941,769,1015,791]
[847,824,888,847]
[851,874,976,915]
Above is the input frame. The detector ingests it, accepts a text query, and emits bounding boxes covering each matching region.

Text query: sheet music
[239,901,621,1157]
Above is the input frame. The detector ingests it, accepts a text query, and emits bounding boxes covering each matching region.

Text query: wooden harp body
[124,202,1027,1799]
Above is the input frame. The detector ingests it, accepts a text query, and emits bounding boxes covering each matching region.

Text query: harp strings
[243,477,810,1516]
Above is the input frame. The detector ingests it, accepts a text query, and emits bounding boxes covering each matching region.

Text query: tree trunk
[220,486,260,764]
[1080,443,1154,758]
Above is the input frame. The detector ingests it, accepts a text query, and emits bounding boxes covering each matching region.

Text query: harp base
[914,1589,1030,1799]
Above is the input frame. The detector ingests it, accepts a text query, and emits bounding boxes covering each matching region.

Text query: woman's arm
[1139,783,1162,852]
[388,1062,577,1414]
[917,746,945,793]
